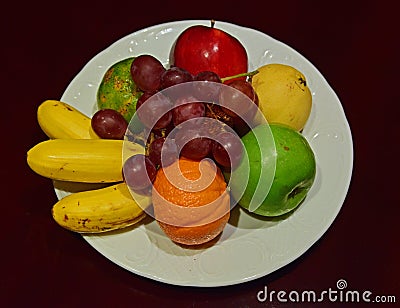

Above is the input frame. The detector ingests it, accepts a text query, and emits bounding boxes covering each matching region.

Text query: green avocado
[97,57,142,123]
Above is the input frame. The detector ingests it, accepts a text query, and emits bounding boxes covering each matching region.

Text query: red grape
[160,66,193,89]
[174,125,212,160]
[136,92,154,111]
[172,100,206,126]
[195,71,221,83]
[219,80,258,119]
[130,55,166,92]
[193,71,222,102]
[91,109,128,139]
[212,131,243,170]
[233,116,252,137]
[148,137,178,168]
[123,154,157,192]
[136,93,173,130]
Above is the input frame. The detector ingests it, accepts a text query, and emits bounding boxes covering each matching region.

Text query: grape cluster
[121,54,259,194]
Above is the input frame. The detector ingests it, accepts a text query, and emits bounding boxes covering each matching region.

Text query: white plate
[58,20,353,287]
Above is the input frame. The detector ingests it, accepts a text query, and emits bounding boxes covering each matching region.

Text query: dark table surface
[3,1,399,307]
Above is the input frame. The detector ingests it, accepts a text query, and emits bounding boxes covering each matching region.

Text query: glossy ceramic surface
[57,20,353,287]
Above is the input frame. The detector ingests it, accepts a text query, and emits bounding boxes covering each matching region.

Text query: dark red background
[2,1,398,307]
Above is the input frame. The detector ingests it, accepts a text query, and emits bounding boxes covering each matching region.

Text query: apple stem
[221,69,259,83]
[210,19,215,28]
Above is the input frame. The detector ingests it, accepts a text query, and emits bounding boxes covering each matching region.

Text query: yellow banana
[52,182,150,233]
[37,100,99,139]
[27,139,144,183]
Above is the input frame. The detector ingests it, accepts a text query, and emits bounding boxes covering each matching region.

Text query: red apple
[171,20,248,80]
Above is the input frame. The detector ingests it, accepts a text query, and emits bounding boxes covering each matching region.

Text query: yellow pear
[252,64,312,131]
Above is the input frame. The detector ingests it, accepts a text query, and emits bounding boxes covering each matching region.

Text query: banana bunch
[27,100,148,233]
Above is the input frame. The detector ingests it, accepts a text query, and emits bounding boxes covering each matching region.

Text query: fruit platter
[27,20,353,287]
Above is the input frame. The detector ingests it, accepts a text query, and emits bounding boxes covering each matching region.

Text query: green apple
[229,123,316,216]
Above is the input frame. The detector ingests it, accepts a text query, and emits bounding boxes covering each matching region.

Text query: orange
[152,157,230,245]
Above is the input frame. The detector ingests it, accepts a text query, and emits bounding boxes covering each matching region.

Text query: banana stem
[221,70,259,83]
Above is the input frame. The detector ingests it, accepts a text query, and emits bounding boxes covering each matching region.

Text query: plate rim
[59,19,354,287]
